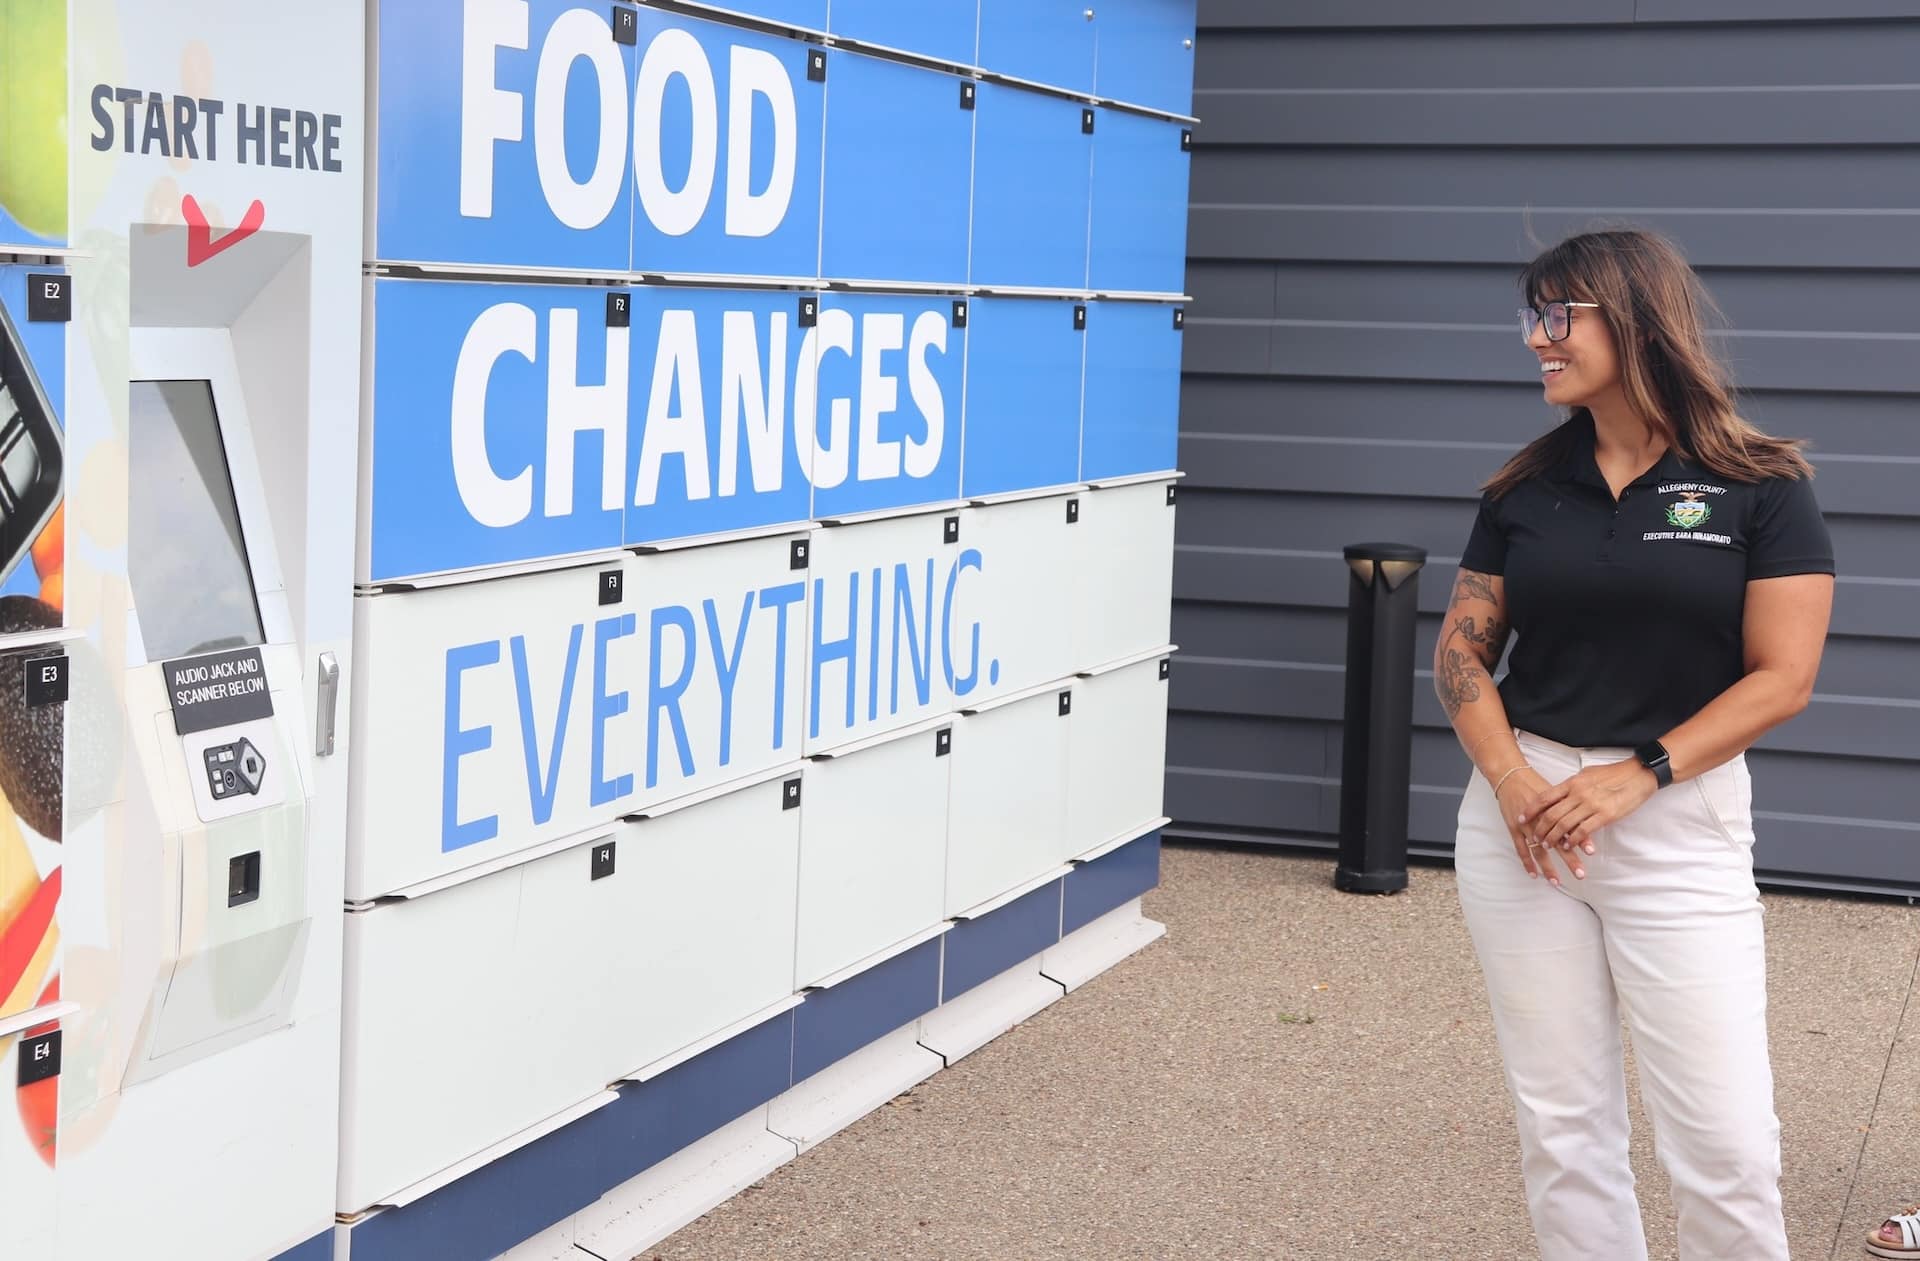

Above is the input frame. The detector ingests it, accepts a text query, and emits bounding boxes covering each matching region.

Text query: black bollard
[1335,543,1428,894]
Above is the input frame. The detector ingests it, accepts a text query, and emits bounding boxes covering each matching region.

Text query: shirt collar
[1550,415,1696,491]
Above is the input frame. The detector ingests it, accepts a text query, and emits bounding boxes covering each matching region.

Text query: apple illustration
[0,0,70,241]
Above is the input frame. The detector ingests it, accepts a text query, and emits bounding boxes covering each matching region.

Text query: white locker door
[795,727,951,987]
[1072,479,1176,670]
[1066,657,1171,860]
[945,689,1072,918]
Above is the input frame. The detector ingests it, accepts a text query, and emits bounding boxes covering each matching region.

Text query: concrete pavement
[646,843,1920,1259]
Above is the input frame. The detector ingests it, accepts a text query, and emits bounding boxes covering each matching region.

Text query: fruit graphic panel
[0,999,60,1247]
[0,0,70,249]
[0,787,58,1019]
[0,269,65,608]
[0,266,65,1212]
[13,978,59,1159]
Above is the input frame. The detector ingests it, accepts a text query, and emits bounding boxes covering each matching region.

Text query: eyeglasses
[1518,301,1600,343]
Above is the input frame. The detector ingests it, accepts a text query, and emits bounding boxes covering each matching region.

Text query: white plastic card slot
[629,521,816,555]
[1084,287,1196,302]
[963,483,1087,508]
[380,827,619,902]
[814,497,970,529]
[805,713,951,762]
[0,1002,80,1041]
[805,921,954,993]
[0,626,81,655]
[1073,818,1171,865]
[359,545,630,593]
[621,994,809,1085]
[622,759,806,821]
[375,1090,623,1209]
[1077,642,1178,679]
[1084,470,1184,491]
[952,864,1072,923]
[958,674,1077,717]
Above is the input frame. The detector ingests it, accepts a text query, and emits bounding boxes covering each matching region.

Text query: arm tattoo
[1438,647,1483,720]
[1436,570,1508,719]
[1454,614,1508,671]
[1451,571,1498,608]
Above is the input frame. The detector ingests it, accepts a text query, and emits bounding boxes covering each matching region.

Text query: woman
[1440,228,1834,1261]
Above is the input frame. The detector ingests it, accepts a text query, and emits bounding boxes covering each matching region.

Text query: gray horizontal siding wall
[1167,2,1920,893]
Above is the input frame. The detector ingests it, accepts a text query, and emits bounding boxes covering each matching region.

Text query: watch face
[1634,741,1673,787]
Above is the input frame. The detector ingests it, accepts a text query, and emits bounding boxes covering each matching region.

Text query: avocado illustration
[0,595,64,839]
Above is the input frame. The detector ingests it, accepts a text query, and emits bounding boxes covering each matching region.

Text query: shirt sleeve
[1747,474,1835,580]
[1458,493,1508,576]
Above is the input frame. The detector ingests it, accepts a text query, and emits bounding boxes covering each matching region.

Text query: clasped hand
[1494,760,1658,885]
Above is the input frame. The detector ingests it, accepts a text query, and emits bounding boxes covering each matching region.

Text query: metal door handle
[316,651,340,756]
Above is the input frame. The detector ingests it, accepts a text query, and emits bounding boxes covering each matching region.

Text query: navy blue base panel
[271,1229,332,1261]
[346,1109,604,1261]
[941,878,1064,1002]
[1062,830,1162,936]
[588,1008,796,1190]
[792,937,942,1083]
[346,1011,796,1261]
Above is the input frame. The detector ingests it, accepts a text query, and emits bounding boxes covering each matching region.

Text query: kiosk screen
[129,379,265,659]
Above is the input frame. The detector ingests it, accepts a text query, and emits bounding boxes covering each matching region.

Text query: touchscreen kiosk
[116,330,313,1086]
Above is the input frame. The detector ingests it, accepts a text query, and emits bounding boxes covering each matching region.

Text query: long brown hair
[1483,228,1814,498]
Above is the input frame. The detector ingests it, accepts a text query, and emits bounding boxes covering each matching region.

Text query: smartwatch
[1634,739,1673,789]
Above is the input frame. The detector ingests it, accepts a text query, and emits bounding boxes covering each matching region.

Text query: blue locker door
[807,293,966,520]
[970,83,1092,291]
[624,287,817,547]
[368,278,629,581]
[1081,301,1181,481]
[1094,0,1197,116]
[976,0,1097,94]
[374,0,636,272]
[828,0,980,65]
[688,0,828,31]
[1088,109,1190,294]
[819,52,973,285]
[961,298,1084,498]
[629,11,825,279]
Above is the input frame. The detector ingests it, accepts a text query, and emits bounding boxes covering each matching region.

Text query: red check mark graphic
[182,195,266,267]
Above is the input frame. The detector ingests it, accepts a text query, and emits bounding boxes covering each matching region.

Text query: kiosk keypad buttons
[204,736,267,800]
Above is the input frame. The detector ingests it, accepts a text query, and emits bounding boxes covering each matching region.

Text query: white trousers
[1454,730,1786,1261]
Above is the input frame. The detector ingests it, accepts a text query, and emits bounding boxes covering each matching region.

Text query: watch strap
[1635,740,1673,789]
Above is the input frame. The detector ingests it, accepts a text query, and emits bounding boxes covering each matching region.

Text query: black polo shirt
[1459,418,1834,749]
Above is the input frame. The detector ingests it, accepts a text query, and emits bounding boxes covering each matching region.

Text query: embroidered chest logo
[1645,481,1732,545]
[1665,492,1712,530]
